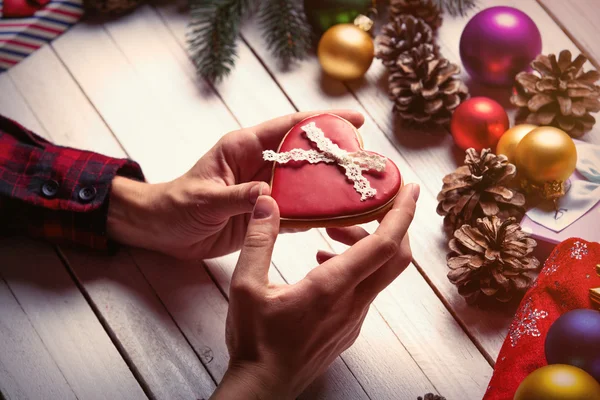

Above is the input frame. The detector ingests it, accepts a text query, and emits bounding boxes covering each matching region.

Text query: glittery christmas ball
[545,309,600,382]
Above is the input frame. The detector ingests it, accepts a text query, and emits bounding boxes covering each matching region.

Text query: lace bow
[263,122,387,201]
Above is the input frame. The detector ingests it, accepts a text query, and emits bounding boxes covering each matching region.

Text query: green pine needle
[187,0,251,83]
[435,0,478,16]
[258,0,312,67]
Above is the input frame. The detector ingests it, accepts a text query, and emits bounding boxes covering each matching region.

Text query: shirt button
[41,180,59,198]
[78,186,97,203]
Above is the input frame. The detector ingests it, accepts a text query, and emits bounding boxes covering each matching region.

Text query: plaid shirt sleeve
[0,114,144,250]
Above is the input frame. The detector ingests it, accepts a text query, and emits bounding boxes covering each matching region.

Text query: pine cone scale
[447,216,539,304]
[512,49,600,137]
[389,0,442,31]
[437,149,526,234]
[386,44,468,126]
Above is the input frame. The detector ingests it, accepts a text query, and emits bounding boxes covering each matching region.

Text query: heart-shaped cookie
[267,113,402,228]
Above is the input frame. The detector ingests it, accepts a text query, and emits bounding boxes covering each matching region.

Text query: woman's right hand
[211,183,420,400]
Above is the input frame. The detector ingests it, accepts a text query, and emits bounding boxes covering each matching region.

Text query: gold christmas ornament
[318,23,374,81]
[496,124,537,165]
[514,364,600,400]
[514,126,577,199]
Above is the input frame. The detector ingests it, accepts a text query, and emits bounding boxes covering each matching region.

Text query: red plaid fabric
[0,114,144,249]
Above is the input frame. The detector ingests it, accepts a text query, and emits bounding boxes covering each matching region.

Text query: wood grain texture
[6,46,124,157]
[0,278,77,400]
[0,239,146,400]
[0,74,46,134]
[539,0,600,68]
[0,46,216,399]
[62,247,217,400]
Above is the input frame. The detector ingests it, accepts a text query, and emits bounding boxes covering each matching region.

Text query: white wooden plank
[237,22,511,362]
[538,0,600,68]
[155,3,492,397]
[0,74,46,134]
[0,239,147,400]
[154,1,295,126]
[62,247,217,400]
[51,7,369,399]
[0,277,77,400]
[7,46,125,157]
[1,45,216,399]
[128,249,230,380]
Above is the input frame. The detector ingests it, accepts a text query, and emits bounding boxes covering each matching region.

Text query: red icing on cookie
[270,114,402,221]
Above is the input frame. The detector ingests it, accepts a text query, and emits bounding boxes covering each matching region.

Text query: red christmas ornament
[450,97,509,151]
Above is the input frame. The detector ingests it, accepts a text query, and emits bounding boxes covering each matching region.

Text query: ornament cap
[520,179,567,200]
[354,14,374,32]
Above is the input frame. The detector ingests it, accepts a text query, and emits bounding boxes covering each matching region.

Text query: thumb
[213,182,272,218]
[232,195,280,287]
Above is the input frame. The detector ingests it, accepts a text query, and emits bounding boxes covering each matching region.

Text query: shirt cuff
[3,145,144,250]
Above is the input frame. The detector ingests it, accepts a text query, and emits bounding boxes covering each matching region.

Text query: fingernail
[249,183,263,205]
[410,184,420,202]
[252,196,272,219]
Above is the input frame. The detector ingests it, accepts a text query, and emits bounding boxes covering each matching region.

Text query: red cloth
[0,114,144,250]
[483,238,600,400]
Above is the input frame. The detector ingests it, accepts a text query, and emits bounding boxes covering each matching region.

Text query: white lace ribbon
[263,122,387,201]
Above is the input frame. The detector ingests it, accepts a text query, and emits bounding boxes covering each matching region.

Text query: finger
[316,250,336,264]
[326,226,368,247]
[306,184,419,292]
[357,234,412,302]
[252,110,365,150]
[232,196,280,287]
[207,182,272,218]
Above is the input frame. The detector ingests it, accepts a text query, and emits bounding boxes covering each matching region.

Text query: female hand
[107,110,364,259]
[211,183,420,399]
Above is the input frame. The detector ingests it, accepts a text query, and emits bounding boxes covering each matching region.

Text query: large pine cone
[390,0,442,31]
[375,15,436,72]
[389,43,468,126]
[447,216,540,304]
[511,50,600,138]
[437,148,526,235]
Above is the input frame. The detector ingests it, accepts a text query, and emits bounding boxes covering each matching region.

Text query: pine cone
[375,15,436,72]
[511,50,600,138]
[390,0,442,31]
[437,148,526,234]
[417,394,446,400]
[447,216,540,304]
[389,43,468,126]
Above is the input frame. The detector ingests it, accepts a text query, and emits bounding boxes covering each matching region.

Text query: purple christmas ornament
[545,309,600,382]
[459,6,542,86]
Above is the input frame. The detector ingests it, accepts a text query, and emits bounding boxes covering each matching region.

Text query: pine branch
[187,0,252,83]
[435,0,477,16]
[258,0,312,67]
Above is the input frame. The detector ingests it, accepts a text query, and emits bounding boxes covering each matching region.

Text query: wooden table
[1,1,598,399]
